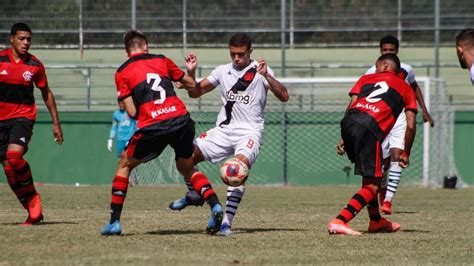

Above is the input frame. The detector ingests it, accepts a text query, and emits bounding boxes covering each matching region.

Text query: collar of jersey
[7,48,25,64]
[129,52,147,58]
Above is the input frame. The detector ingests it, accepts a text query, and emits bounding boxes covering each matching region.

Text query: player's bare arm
[399,110,416,168]
[414,84,434,127]
[182,53,216,98]
[122,96,137,119]
[40,86,63,144]
[257,58,289,102]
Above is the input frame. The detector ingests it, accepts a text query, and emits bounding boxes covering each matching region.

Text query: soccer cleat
[217,223,233,236]
[368,217,400,233]
[206,204,223,235]
[327,218,362,236]
[169,196,188,211]
[168,190,205,211]
[20,214,44,227]
[28,193,43,221]
[381,201,393,215]
[101,220,122,235]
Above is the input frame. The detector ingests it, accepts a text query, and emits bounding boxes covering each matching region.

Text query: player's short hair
[10,23,32,36]
[456,29,474,48]
[229,33,252,49]
[379,35,399,50]
[123,29,148,53]
[377,53,401,73]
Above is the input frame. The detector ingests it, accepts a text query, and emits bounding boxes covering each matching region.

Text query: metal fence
[1,0,472,49]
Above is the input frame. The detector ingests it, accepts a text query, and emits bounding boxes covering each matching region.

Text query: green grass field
[0,185,472,264]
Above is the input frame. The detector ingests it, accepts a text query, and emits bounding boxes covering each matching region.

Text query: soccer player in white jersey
[365,35,434,214]
[169,33,289,236]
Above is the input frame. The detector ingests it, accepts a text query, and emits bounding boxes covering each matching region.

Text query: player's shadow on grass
[147,229,208,235]
[233,227,306,235]
[396,210,419,214]
[146,227,305,236]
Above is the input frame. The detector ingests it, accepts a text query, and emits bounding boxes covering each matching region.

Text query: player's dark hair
[378,53,401,73]
[379,35,399,50]
[10,22,32,36]
[123,29,148,53]
[229,33,252,49]
[456,29,474,48]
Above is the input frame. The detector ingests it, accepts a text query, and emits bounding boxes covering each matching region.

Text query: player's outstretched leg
[169,180,204,211]
[327,184,377,236]
[189,172,223,235]
[382,161,402,215]
[218,185,246,236]
[101,175,128,235]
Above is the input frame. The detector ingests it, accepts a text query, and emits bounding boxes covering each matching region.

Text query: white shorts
[382,112,406,159]
[195,127,262,166]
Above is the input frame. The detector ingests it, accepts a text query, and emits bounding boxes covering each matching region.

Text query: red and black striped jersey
[115,52,188,132]
[0,48,48,121]
[348,71,417,140]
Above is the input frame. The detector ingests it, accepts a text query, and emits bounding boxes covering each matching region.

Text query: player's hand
[399,151,410,168]
[53,124,63,145]
[174,81,184,89]
[423,112,435,127]
[107,139,113,152]
[256,58,268,77]
[184,53,198,73]
[336,139,345,155]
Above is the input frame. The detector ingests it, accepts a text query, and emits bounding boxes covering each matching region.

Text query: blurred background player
[107,99,136,157]
[455,29,474,85]
[169,32,289,236]
[330,54,417,235]
[100,29,223,235]
[0,22,63,226]
[365,35,434,214]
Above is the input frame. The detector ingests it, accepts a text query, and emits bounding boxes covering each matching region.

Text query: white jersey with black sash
[206,61,274,132]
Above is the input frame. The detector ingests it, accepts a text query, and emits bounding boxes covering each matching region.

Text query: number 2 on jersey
[147,73,166,105]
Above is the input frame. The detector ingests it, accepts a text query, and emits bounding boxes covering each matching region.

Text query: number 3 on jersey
[147,73,166,105]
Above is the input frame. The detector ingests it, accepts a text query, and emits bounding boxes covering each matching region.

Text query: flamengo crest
[22,71,33,81]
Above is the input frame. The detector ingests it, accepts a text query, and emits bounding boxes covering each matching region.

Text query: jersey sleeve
[403,64,418,90]
[109,112,118,139]
[349,75,366,96]
[402,84,418,114]
[165,57,185,82]
[115,71,131,100]
[206,65,223,87]
[34,63,48,89]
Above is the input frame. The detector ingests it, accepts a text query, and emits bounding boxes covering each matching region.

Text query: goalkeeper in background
[107,99,136,158]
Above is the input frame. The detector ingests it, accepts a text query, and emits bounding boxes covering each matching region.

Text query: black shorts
[0,118,34,160]
[125,118,195,163]
[340,116,383,178]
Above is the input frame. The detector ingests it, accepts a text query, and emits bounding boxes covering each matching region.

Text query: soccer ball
[220,158,249,187]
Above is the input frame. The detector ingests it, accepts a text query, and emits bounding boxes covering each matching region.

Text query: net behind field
[135,78,457,187]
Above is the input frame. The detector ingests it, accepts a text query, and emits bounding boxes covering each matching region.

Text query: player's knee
[6,151,26,170]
